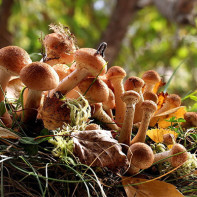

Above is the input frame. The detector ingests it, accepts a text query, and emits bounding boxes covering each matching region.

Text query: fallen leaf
[122,177,184,197]
[153,81,165,95]
[73,130,128,169]
[150,106,186,128]
[0,127,20,139]
[156,92,168,111]
[147,129,178,143]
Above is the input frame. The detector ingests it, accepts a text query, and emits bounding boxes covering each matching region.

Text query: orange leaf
[146,129,178,143]
[0,127,20,139]
[150,106,186,128]
[156,92,168,111]
[122,177,184,197]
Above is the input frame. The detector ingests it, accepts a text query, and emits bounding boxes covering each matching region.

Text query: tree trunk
[0,0,14,49]
[99,0,138,67]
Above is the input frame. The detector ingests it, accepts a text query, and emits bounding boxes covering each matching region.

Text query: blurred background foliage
[0,0,197,111]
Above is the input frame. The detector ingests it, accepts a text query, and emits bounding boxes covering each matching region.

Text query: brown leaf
[122,177,184,197]
[150,106,186,128]
[0,127,20,139]
[73,130,128,169]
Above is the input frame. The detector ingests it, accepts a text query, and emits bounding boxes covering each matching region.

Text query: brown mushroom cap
[163,133,175,145]
[53,64,70,81]
[124,76,144,91]
[184,112,197,127]
[127,142,154,169]
[106,66,126,80]
[121,90,140,106]
[165,94,181,107]
[20,62,59,91]
[143,92,158,103]
[0,46,31,75]
[170,144,187,167]
[74,48,107,76]
[141,100,157,113]
[142,70,161,84]
[78,77,109,103]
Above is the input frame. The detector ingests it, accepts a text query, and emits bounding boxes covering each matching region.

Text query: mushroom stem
[118,91,140,146]
[22,89,43,123]
[131,100,157,144]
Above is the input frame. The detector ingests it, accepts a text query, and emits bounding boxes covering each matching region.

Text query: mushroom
[106,66,126,126]
[118,90,140,146]
[43,32,76,66]
[127,142,154,175]
[142,70,161,93]
[143,92,158,103]
[155,94,181,115]
[49,48,107,97]
[85,123,101,130]
[102,88,115,119]
[182,112,197,128]
[91,103,120,131]
[131,100,157,144]
[20,62,59,123]
[52,64,71,81]
[153,143,188,167]
[163,133,176,145]
[78,77,109,104]
[0,46,32,126]
[124,76,145,123]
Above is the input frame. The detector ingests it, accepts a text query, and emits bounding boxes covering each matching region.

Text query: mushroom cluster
[0,25,193,176]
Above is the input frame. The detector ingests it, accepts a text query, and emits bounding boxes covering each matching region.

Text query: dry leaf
[73,130,128,169]
[0,127,20,139]
[147,129,178,143]
[153,81,165,95]
[122,177,184,197]
[150,106,186,128]
[156,92,168,111]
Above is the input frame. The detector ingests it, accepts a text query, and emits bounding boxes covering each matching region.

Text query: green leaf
[19,137,38,145]
[0,102,6,116]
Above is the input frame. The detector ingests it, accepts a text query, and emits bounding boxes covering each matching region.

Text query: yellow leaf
[122,177,184,197]
[147,129,178,143]
[0,127,20,139]
[150,106,186,128]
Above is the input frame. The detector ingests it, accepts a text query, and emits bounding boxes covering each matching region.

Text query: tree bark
[99,0,138,67]
[0,0,14,49]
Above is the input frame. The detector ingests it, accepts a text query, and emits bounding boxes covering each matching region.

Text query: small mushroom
[85,123,101,130]
[142,70,161,93]
[20,62,59,123]
[50,48,107,96]
[131,100,157,144]
[143,92,158,103]
[106,66,126,126]
[154,143,188,167]
[127,142,154,175]
[124,76,145,123]
[91,103,120,131]
[163,133,176,145]
[155,94,181,115]
[182,112,197,128]
[118,90,140,146]
[0,46,31,126]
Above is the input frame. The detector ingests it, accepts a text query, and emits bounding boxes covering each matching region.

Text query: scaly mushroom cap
[106,66,126,80]
[124,76,144,91]
[0,46,31,75]
[127,142,154,169]
[121,90,140,106]
[170,144,187,167]
[184,112,197,127]
[78,77,109,103]
[74,48,107,76]
[44,33,76,58]
[141,100,157,114]
[143,92,158,103]
[53,64,70,81]
[163,133,175,145]
[142,70,161,85]
[20,62,59,91]
[165,94,181,107]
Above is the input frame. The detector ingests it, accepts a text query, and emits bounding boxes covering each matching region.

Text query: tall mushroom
[154,143,188,167]
[142,70,161,93]
[131,100,157,144]
[106,66,126,126]
[127,142,154,175]
[0,46,32,126]
[20,62,59,123]
[124,76,145,123]
[49,47,107,97]
[118,90,140,146]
